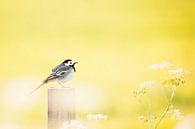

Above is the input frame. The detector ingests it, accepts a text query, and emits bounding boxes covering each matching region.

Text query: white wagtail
[30,59,78,94]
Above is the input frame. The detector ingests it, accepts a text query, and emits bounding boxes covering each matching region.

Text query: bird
[30,59,78,94]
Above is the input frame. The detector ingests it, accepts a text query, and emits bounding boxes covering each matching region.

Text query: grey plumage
[45,64,71,82]
[30,59,77,94]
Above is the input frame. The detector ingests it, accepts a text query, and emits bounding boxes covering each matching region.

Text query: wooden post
[48,87,75,129]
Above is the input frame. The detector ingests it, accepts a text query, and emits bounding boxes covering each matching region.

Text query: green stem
[147,98,152,129]
[154,86,176,129]
[147,111,151,129]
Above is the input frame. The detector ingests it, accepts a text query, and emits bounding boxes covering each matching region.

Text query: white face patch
[63,60,74,66]
[69,61,73,65]
[66,60,73,66]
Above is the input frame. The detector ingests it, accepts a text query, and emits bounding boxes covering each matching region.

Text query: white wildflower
[87,114,108,120]
[133,81,155,97]
[150,61,172,70]
[60,120,87,129]
[168,68,183,74]
[168,68,189,78]
[140,80,155,88]
[167,106,184,121]
[161,61,173,68]
[150,63,159,69]
[171,109,184,120]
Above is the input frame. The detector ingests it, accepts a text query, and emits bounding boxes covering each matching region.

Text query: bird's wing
[46,64,70,81]
[52,63,63,72]
[29,64,71,95]
[52,64,70,74]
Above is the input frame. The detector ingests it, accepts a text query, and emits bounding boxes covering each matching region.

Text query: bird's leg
[58,82,65,88]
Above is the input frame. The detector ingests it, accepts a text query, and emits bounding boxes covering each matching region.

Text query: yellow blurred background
[0,0,195,129]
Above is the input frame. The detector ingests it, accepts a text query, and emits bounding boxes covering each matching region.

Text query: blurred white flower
[140,80,155,88]
[150,63,159,69]
[168,68,189,78]
[150,61,172,70]
[0,122,21,129]
[171,109,184,120]
[168,68,183,74]
[174,115,195,129]
[60,120,87,129]
[87,114,108,120]
[133,80,155,97]
[167,106,184,121]
[2,77,40,110]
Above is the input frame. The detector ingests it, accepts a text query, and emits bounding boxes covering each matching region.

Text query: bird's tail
[29,81,47,95]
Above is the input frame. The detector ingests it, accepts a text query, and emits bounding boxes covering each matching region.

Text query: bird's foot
[58,82,66,88]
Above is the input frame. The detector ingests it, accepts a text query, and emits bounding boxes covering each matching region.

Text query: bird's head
[63,59,78,71]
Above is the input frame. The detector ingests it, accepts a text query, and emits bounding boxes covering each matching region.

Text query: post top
[48,86,74,90]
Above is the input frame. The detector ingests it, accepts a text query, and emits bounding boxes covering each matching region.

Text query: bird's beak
[74,62,78,65]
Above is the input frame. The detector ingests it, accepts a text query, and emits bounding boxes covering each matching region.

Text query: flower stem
[154,86,176,129]
[146,98,152,129]
[147,111,151,129]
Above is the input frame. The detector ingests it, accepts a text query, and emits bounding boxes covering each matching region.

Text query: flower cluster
[133,87,148,97]
[138,115,158,124]
[150,61,188,87]
[60,120,87,129]
[133,81,155,97]
[138,115,148,123]
[162,78,185,87]
[149,61,172,70]
[87,114,108,120]
[133,61,188,129]
[141,81,155,88]
[167,106,184,120]
[168,68,189,78]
